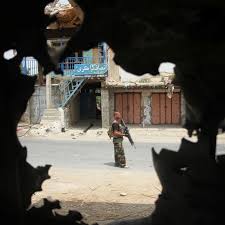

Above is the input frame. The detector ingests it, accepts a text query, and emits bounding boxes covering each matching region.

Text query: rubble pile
[45,1,84,29]
[105,73,174,88]
[28,122,62,136]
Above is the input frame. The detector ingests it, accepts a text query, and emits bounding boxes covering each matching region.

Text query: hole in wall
[3,49,17,60]
[158,62,175,74]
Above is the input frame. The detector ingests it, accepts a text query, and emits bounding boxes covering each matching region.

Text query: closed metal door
[115,93,141,124]
[151,93,181,125]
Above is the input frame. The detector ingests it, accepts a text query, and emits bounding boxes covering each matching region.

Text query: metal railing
[21,55,108,77]
[21,53,107,107]
[58,56,107,77]
[59,78,87,108]
[21,57,38,76]
[60,56,106,65]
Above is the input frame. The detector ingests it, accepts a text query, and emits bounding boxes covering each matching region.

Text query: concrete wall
[119,67,140,82]
[29,86,46,124]
[109,89,115,125]
[92,47,99,63]
[22,85,61,124]
[70,95,80,126]
[106,49,120,82]
[101,88,110,128]
[63,94,81,128]
[101,85,117,128]
[106,50,175,85]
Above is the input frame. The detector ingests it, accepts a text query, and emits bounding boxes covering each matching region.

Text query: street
[21,138,181,170]
[19,136,225,224]
[20,137,225,170]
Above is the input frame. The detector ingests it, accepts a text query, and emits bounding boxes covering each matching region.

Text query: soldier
[111,112,128,168]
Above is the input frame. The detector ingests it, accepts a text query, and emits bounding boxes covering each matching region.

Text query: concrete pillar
[58,107,65,132]
[109,90,114,124]
[180,92,186,126]
[101,88,110,128]
[38,64,44,86]
[142,91,151,127]
[46,74,52,109]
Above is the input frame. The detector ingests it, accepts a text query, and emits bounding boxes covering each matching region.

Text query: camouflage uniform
[112,121,126,168]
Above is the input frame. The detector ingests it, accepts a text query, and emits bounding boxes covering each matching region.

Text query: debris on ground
[45,128,51,133]
[19,122,225,144]
[120,193,127,197]
[83,123,94,133]
[96,131,103,136]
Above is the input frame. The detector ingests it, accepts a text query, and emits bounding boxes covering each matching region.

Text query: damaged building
[102,50,185,128]
[22,48,185,129]
[21,2,108,128]
[21,1,185,129]
[21,43,108,128]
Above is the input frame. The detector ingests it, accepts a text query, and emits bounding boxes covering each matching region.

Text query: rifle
[121,119,136,148]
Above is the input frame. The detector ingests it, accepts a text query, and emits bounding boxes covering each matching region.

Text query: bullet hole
[3,49,17,60]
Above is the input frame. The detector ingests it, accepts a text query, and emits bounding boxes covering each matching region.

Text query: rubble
[105,72,174,89]
[45,1,84,29]
[120,193,127,197]
[27,122,62,137]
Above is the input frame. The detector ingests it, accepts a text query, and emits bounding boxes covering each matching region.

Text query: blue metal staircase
[21,43,107,108]
[59,78,86,108]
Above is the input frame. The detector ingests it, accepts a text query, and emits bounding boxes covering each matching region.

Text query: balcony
[21,55,108,77]
[59,56,108,77]
[21,57,38,76]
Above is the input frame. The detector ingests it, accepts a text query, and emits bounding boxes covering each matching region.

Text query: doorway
[78,82,102,127]
[114,92,141,124]
[151,92,181,125]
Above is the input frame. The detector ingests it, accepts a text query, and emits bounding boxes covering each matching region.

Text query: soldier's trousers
[113,142,126,167]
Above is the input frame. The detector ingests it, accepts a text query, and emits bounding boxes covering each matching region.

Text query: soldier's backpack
[107,126,113,139]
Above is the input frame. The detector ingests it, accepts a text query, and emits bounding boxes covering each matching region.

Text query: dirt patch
[32,168,160,204]
[31,168,159,224]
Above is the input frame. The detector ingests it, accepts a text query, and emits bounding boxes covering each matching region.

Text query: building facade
[21,2,186,129]
[21,41,108,128]
[21,47,186,129]
[101,49,186,128]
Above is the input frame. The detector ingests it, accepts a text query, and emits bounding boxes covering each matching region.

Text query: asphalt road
[19,137,225,225]
[19,137,181,170]
[19,137,225,171]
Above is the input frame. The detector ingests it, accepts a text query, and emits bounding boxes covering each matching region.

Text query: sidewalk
[18,123,184,139]
[17,123,225,143]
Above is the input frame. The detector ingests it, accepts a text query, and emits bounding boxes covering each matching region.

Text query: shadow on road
[104,162,116,167]
[52,201,154,225]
